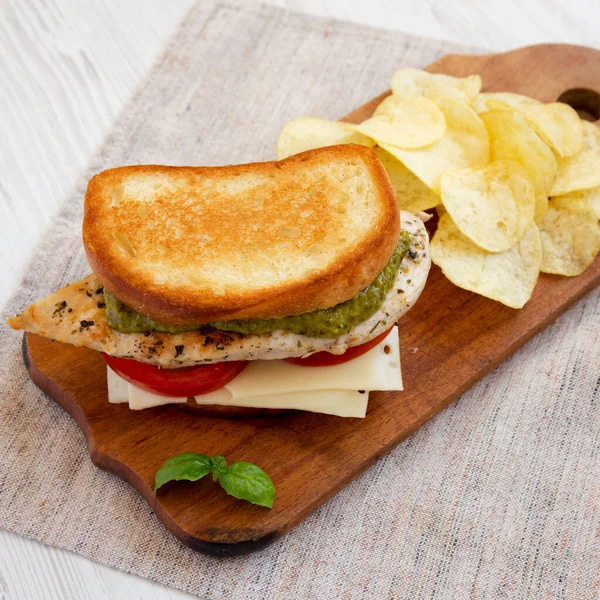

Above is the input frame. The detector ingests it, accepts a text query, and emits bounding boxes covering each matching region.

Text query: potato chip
[481,109,557,222]
[381,97,489,192]
[550,121,600,196]
[431,213,541,308]
[472,92,540,114]
[391,68,481,103]
[440,160,535,252]
[538,198,600,276]
[353,95,446,149]
[276,117,375,160]
[374,147,440,213]
[474,93,582,157]
[521,103,582,157]
[483,99,515,112]
[552,186,600,220]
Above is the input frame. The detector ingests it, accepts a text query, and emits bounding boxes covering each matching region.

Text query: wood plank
[23,43,600,556]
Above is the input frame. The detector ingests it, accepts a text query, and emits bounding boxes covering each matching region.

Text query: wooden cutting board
[23,44,600,556]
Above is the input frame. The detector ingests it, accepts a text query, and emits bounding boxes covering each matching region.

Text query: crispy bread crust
[83,145,399,325]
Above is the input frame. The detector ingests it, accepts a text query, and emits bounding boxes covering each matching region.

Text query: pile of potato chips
[276,68,600,308]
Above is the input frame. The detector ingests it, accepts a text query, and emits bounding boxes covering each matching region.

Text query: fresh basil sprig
[218,462,275,507]
[154,453,275,508]
[153,452,212,492]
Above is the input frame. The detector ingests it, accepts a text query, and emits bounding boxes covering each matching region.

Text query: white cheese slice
[128,386,189,411]
[106,373,368,417]
[105,326,402,418]
[106,366,129,404]
[226,326,402,399]
[191,389,369,418]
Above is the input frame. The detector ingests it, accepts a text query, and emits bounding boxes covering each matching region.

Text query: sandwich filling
[107,325,403,417]
[104,231,413,338]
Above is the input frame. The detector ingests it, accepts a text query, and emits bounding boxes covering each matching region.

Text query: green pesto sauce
[104,230,412,338]
[103,292,199,334]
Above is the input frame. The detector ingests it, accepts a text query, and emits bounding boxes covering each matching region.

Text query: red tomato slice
[284,326,394,367]
[104,355,248,397]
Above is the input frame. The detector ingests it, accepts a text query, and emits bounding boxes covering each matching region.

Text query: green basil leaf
[219,462,275,508]
[211,456,227,481]
[154,452,212,493]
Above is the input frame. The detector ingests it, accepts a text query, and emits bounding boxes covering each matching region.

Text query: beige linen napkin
[1,1,599,598]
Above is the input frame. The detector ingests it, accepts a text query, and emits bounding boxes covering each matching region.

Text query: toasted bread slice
[83,145,399,325]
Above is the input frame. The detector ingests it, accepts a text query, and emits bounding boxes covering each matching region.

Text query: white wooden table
[1,1,596,598]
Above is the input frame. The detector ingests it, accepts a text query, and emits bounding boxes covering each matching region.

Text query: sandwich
[8,145,430,418]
